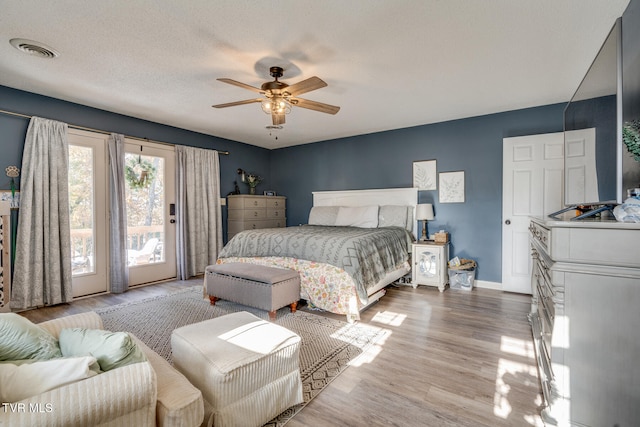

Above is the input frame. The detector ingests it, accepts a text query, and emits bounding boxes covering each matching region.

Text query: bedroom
[1,1,639,426]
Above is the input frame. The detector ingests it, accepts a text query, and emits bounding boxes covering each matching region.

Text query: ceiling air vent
[10,38,59,58]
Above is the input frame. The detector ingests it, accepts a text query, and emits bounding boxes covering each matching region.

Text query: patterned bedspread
[218,225,412,305]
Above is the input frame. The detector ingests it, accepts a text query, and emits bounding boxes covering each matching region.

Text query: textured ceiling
[0,0,630,149]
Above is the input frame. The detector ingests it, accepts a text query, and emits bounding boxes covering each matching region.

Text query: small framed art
[439,171,465,203]
[413,160,437,190]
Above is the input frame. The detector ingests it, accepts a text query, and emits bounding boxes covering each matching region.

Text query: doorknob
[505,219,511,225]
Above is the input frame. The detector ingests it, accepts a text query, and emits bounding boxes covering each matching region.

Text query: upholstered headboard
[311,188,418,238]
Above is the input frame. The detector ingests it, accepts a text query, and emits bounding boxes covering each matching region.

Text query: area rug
[95,286,385,426]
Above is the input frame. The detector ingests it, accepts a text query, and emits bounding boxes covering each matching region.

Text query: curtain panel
[108,134,129,293]
[11,117,73,309]
[176,146,223,280]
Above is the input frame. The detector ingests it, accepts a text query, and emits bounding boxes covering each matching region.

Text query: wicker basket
[449,258,476,271]
[434,231,449,243]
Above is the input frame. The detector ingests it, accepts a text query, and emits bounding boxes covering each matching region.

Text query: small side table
[411,241,450,292]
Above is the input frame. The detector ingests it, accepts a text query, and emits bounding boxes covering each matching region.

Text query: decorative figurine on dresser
[528,217,640,426]
[227,194,286,241]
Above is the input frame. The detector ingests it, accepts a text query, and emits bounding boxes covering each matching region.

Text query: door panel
[68,129,108,297]
[125,141,176,286]
[502,133,564,294]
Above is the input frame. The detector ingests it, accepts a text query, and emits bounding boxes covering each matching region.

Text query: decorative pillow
[308,206,340,226]
[334,205,379,228]
[59,328,147,372]
[378,205,409,229]
[0,313,62,361]
[0,356,99,402]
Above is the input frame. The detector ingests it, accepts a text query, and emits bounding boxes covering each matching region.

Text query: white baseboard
[474,280,502,291]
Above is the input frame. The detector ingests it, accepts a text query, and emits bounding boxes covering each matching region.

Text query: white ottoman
[171,311,303,427]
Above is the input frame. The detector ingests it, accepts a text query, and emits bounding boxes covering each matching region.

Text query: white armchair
[0,312,203,427]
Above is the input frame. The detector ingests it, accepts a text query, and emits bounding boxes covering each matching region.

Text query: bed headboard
[312,187,418,238]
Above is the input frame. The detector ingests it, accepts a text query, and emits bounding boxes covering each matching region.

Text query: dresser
[529,217,640,426]
[227,195,286,240]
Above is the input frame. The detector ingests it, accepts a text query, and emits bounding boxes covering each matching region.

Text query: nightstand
[411,241,449,292]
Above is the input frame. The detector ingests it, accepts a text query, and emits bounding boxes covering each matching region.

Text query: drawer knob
[254,211,258,217]
[253,201,258,206]
[275,211,279,216]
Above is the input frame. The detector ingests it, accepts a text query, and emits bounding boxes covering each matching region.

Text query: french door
[68,131,176,297]
[68,129,108,297]
[124,140,176,286]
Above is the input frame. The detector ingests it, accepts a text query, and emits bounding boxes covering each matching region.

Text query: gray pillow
[308,206,340,226]
[378,205,408,229]
[0,313,62,361]
[59,328,147,372]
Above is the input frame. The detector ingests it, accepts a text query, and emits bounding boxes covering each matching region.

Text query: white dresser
[529,217,640,426]
[227,195,286,240]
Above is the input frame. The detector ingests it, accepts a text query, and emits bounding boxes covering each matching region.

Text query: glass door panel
[68,129,108,297]
[125,142,176,286]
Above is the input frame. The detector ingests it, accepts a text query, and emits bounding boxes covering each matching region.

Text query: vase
[249,187,256,195]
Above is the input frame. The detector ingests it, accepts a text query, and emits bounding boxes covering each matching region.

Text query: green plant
[623,120,640,162]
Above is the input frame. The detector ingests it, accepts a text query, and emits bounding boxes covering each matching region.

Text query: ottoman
[206,263,301,320]
[171,311,303,427]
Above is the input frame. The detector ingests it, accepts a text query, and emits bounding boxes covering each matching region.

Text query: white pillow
[0,356,99,402]
[308,206,340,226]
[335,206,379,228]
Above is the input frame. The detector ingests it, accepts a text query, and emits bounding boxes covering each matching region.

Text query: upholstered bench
[206,263,301,320]
[171,311,304,427]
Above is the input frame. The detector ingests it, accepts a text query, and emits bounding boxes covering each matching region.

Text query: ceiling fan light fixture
[261,96,291,115]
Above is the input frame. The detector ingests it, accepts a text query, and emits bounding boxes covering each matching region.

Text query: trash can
[448,259,476,290]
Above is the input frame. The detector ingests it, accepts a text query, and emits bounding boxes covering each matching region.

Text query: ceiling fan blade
[286,76,327,96]
[272,113,286,125]
[292,98,340,115]
[212,98,262,108]
[217,78,264,93]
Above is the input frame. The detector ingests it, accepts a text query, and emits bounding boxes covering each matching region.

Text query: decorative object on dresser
[415,203,434,241]
[410,241,449,292]
[528,217,640,426]
[236,168,262,195]
[227,194,286,240]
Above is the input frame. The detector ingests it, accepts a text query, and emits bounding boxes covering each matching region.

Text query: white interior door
[502,133,564,294]
[68,129,108,297]
[564,128,598,205]
[125,140,176,286]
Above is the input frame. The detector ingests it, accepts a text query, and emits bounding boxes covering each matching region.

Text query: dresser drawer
[228,219,271,234]
[266,219,286,228]
[266,208,285,219]
[529,221,550,252]
[228,209,266,220]
[266,197,285,209]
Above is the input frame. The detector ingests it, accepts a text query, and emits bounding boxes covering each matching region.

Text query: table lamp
[416,203,434,241]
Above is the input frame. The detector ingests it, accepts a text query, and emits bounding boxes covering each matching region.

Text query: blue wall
[0,85,271,239]
[0,85,566,284]
[270,104,565,284]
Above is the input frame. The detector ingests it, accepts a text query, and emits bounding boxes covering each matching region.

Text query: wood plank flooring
[19,282,543,427]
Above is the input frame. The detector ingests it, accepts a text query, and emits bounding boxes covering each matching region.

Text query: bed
[217,188,417,321]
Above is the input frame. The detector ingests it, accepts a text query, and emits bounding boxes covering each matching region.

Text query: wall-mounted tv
[563,16,640,218]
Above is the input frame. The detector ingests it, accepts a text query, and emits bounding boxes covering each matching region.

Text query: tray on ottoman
[206,263,301,320]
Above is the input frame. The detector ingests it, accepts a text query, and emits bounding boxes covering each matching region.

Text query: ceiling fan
[212,66,340,126]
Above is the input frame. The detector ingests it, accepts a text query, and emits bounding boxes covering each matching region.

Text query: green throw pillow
[58,328,147,372]
[0,313,62,361]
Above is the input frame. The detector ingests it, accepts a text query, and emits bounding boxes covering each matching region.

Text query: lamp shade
[416,203,434,221]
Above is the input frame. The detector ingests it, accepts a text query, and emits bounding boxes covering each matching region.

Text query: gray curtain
[108,134,129,293]
[176,146,222,280]
[11,117,72,309]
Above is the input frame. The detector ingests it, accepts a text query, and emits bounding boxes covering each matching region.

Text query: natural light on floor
[494,336,544,426]
[370,310,407,326]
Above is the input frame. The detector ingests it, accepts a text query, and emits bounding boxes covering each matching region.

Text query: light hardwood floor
[20,282,543,427]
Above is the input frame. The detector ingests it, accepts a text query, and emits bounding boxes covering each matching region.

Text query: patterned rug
[95,286,386,426]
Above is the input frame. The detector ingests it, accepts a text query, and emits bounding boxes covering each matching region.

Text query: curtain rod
[0,108,230,155]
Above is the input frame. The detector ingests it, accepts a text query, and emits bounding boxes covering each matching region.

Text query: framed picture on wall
[413,160,437,190]
[439,171,465,203]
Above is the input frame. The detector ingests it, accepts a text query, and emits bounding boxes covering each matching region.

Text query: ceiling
[0,0,630,149]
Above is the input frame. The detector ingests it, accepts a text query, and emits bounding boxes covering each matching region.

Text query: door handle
[505,219,511,225]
